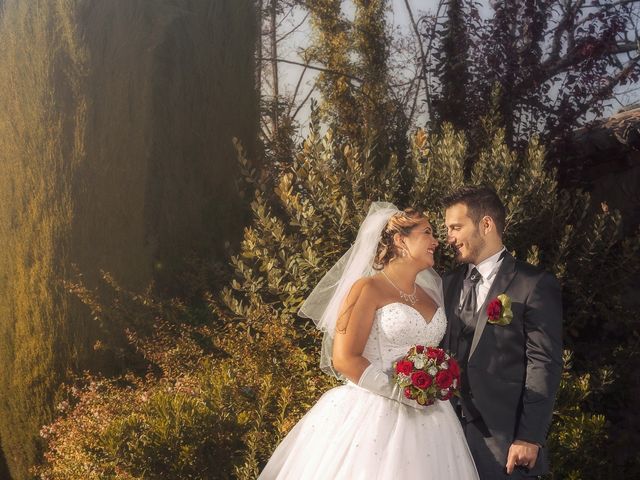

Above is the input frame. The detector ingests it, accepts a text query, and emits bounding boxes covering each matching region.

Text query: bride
[259,202,479,479]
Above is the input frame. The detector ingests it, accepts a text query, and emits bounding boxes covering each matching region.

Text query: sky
[272,0,640,134]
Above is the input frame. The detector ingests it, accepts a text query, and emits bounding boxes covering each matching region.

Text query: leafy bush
[37,121,639,478]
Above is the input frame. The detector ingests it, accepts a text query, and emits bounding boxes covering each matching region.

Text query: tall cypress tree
[0,1,257,478]
[306,0,408,171]
[433,0,470,132]
[0,2,82,475]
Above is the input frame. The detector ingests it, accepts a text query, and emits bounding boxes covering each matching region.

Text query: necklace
[381,270,418,306]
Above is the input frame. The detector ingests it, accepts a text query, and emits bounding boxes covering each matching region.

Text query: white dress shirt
[459,247,507,312]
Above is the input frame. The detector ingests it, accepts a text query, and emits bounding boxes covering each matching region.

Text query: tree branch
[260,117,273,140]
[292,84,317,120]
[548,2,574,62]
[270,0,279,136]
[608,41,640,55]
[423,0,447,121]
[258,57,363,83]
[276,12,309,43]
[583,0,640,9]
[275,4,296,31]
[287,61,309,118]
[574,53,640,118]
[541,39,639,83]
[402,0,430,118]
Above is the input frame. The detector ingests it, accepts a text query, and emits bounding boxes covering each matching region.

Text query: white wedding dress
[259,303,479,479]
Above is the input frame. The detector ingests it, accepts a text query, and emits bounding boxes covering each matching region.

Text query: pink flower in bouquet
[415,345,425,353]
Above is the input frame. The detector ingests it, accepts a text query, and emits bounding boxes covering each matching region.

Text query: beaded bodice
[362,303,447,373]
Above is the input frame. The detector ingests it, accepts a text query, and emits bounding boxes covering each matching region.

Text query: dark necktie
[459,267,481,328]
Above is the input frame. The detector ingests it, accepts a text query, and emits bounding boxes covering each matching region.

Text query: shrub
[37,120,640,478]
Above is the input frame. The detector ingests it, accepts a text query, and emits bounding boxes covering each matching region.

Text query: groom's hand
[505,440,539,474]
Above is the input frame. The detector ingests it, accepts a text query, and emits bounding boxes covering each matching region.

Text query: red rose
[448,358,460,379]
[427,347,446,363]
[395,360,414,376]
[415,345,425,353]
[411,371,433,389]
[435,370,453,389]
[487,298,502,321]
[404,386,414,399]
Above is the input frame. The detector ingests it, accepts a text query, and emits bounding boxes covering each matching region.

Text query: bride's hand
[505,439,539,474]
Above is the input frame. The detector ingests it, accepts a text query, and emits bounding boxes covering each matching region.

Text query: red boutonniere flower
[486,293,513,325]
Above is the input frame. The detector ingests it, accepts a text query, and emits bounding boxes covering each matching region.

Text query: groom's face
[444,203,485,264]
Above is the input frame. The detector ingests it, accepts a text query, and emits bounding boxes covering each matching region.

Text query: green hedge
[0,1,257,478]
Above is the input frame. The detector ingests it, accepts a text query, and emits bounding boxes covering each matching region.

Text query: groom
[441,185,563,479]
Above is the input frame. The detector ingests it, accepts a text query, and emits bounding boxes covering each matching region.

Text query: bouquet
[393,345,460,406]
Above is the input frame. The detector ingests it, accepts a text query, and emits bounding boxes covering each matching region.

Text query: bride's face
[398,217,439,268]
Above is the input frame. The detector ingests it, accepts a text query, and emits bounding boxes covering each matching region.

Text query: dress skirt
[259,383,479,480]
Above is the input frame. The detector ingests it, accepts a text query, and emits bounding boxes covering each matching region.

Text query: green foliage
[544,351,612,480]
[36,115,640,478]
[34,274,327,479]
[35,327,247,479]
[306,0,409,170]
[227,120,640,477]
[0,0,257,478]
[14,3,636,477]
[0,1,84,476]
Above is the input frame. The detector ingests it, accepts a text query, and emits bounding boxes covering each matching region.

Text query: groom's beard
[454,230,485,264]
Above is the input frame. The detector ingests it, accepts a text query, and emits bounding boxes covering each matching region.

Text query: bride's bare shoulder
[346,275,385,304]
[351,275,384,292]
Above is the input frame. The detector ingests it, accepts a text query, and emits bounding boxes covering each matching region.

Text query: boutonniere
[486,294,513,325]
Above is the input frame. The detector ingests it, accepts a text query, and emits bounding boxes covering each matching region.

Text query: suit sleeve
[516,271,563,445]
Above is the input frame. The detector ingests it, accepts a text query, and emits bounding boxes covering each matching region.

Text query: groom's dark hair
[442,185,506,236]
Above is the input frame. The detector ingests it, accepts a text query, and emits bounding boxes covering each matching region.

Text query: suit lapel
[468,253,517,360]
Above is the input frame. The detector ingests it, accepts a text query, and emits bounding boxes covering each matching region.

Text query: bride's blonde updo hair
[373,208,425,269]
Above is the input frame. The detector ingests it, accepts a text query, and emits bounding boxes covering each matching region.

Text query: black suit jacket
[442,252,563,476]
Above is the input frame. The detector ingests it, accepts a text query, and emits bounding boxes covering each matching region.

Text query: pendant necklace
[381,269,418,306]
